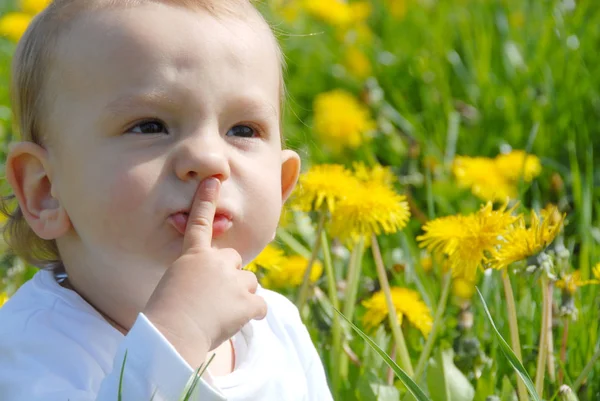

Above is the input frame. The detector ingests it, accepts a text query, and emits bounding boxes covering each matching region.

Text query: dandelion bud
[558,385,579,401]
[559,291,578,320]
[457,304,474,331]
[539,256,554,273]
[454,100,480,125]
[551,173,565,193]
[526,264,538,274]
[555,242,570,260]
[537,252,550,263]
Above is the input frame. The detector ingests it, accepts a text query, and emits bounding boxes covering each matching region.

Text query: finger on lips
[183,177,221,251]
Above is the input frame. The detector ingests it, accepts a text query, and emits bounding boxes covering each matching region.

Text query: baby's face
[43,4,298,310]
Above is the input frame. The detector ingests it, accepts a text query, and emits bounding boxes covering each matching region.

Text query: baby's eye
[127,120,168,135]
[226,125,258,138]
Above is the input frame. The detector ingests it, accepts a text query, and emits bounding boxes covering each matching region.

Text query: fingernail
[203,177,220,191]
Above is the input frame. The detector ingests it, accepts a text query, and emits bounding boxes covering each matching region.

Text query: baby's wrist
[144,310,211,369]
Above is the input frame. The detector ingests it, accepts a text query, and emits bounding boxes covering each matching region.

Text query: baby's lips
[168,212,232,237]
[212,214,233,237]
[168,212,188,235]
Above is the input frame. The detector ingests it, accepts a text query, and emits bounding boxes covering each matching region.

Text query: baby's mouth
[168,211,233,238]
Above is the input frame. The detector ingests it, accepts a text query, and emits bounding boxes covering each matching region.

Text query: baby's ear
[6,142,71,240]
[280,149,300,202]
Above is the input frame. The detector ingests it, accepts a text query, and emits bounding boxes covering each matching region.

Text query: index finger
[183,177,221,251]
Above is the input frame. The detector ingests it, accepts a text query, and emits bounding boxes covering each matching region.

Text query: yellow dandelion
[420,253,433,273]
[453,156,516,202]
[593,263,600,280]
[20,0,51,14]
[313,89,376,153]
[303,0,371,27]
[452,277,476,300]
[0,12,32,42]
[362,287,432,336]
[275,1,302,23]
[418,202,518,280]
[0,292,8,308]
[486,218,540,270]
[291,164,360,213]
[352,162,395,186]
[452,151,541,202]
[303,0,354,26]
[344,47,372,80]
[278,205,294,229]
[262,255,323,289]
[556,270,599,295]
[329,176,410,243]
[386,0,407,19]
[348,2,372,23]
[246,244,286,273]
[487,206,565,270]
[540,204,565,243]
[495,150,542,183]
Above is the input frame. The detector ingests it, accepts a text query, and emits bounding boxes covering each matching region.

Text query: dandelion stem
[339,236,365,379]
[387,342,397,385]
[501,270,529,401]
[547,281,556,384]
[371,234,414,377]
[415,272,451,379]
[296,210,327,310]
[342,237,365,321]
[558,317,569,384]
[319,230,342,396]
[535,274,551,396]
[276,228,312,259]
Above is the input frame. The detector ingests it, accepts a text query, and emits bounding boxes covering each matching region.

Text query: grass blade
[179,353,216,401]
[573,340,600,391]
[477,288,541,401]
[180,364,203,401]
[334,308,432,401]
[118,350,127,401]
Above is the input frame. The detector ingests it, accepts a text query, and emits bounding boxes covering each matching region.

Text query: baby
[0,0,333,400]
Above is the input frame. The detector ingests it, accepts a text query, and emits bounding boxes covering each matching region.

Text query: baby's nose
[173,137,231,183]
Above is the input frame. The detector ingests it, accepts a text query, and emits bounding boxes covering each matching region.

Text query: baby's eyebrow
[102,91,278,123]
[103,91,172,116]
[230,97,278,120]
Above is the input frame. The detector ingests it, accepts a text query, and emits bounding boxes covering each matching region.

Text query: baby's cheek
[106,169,153,215]
[241,185,282,257]
[98,169,156,251]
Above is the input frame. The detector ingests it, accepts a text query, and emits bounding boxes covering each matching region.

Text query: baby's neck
[59,276,128,335]
[208,339,236,376]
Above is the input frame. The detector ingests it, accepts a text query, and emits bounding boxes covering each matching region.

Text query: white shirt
[0,270,333,401]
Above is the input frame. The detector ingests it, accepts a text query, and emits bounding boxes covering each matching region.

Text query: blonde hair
[1,0,285,268]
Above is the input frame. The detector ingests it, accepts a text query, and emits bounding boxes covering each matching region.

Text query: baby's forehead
[43,2,282,129]
[55,3,278,72]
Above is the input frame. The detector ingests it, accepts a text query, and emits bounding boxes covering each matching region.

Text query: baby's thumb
[183,177,220,252]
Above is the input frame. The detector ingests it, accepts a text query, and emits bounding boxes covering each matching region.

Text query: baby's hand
[143,177,267,368]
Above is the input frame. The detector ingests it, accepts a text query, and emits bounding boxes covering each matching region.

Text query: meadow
[0,0,599,400]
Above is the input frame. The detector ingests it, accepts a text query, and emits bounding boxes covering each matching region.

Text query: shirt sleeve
[96,313,226,401]
[0,313,225,401]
